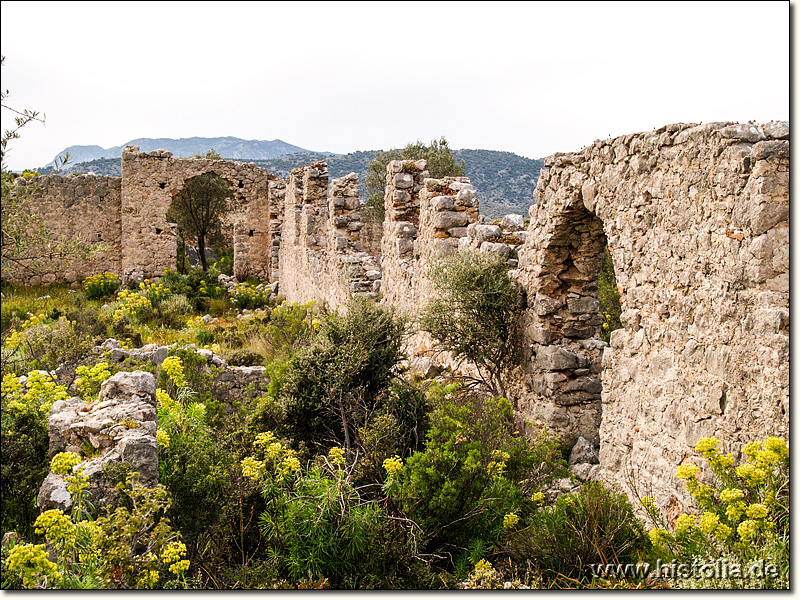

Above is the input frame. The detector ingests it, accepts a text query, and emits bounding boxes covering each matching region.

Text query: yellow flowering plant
[640,436,788,578]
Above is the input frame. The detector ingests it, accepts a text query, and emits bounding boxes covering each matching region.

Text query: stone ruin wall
[275,162,381,308]
[119,146,273,282]
[10,122,789,517]
[7,174,123,285]
[515,121,789,514]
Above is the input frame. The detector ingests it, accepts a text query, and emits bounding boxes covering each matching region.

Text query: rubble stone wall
[6,174,123,285]
[276,163,380,307]
[514,121,789,514]
[120,146,273,282]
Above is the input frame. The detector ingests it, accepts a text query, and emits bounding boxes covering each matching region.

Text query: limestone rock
[569,436,599,465]
[500,213,525,230]
[39,371,159,513]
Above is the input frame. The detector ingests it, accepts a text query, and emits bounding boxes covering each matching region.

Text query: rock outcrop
[38,371,158,513]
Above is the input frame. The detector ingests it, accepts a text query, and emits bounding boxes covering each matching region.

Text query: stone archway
[166,171,236,272]
[515,122,789,511]
[120,146,273,282]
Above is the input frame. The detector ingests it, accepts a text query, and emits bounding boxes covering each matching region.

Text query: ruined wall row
[515,121,789,515]
[120,146,272,281]
[276,164,380,306]
[5,174,123,285]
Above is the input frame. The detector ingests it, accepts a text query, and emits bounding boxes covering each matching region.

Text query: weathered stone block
[535,345,579,370]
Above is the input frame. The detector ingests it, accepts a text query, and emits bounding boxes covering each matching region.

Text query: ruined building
[9,121,789,512]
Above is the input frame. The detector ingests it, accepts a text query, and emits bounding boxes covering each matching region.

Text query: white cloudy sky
[0,0,790,171]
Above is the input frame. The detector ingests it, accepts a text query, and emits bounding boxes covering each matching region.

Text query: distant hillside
[57,148,544,217]
[47,136,314,168]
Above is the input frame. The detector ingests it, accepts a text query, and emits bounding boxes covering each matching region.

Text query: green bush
[230,282,269,311]
[228,348,264,367]
[0,372,57,539]
[640,436,788,589]
[395,390,564,564]
[282,297,407,454]
[421,250,519,397]
[510,480,650,585]
[83,272,120,300]
[243,439,426,588]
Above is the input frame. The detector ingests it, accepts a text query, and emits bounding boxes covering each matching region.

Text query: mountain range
[47,137,544,217]
[48,136,316,167]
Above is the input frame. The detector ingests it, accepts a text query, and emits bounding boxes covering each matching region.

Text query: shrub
[160,294,193,318]
[243,438,421,588]
[228,348,264,367]
[83,272,120,300]
[511,480,650,585]
[640,436,789,589]
[394,390,565,564]
[243,300,317,363]
[230,282,269,311]
[421,250,519,397]
[0,371,62,538]
[281,297,406,454]
[3,313,94,381]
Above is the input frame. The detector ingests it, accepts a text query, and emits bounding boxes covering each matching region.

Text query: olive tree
[421,250,519,397]
[166,171,231,271]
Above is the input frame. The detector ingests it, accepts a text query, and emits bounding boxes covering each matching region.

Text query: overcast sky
[0,1,790,171]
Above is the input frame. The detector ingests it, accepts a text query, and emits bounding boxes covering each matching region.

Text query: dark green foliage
[510,481,650,585]
[421,250,519,396]
[397,392,564,563]
[282,297,406,454]
[0,401,49,539]
[363,137,466,221]
[598,247,622,343]
[259,466,384,585]
[166,172,232,271]
[228,348,264,367]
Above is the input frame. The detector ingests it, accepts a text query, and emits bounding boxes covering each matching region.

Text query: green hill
[57,148,543,217]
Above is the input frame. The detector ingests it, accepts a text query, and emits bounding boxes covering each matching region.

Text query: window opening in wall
[159,182,166,190]
[238,180,244,188]
[155,228,162,235]
[249,230,254,237]
[598,247,622,343]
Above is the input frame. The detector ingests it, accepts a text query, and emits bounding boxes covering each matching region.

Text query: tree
[166,171,231,271]
[363,137,466,222]
[420,250,519,397]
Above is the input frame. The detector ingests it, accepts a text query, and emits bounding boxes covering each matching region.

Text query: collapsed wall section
[4,174,122,286]
[516,121,789,514]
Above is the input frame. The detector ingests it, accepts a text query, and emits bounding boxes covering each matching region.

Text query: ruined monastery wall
[8,174,123,285]
[515,121,789,513]
[119,146,273,282]
[10,121,789,518]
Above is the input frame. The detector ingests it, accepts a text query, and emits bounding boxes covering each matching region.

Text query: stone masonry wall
[120,146,273,282]
[6,174,122,285]
[277,163,380,307]
[379,160,428,312]
[514,121,789,515]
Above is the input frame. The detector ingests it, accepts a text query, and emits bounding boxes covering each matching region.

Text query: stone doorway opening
[521,201,617,450]
[165,172,234,273]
